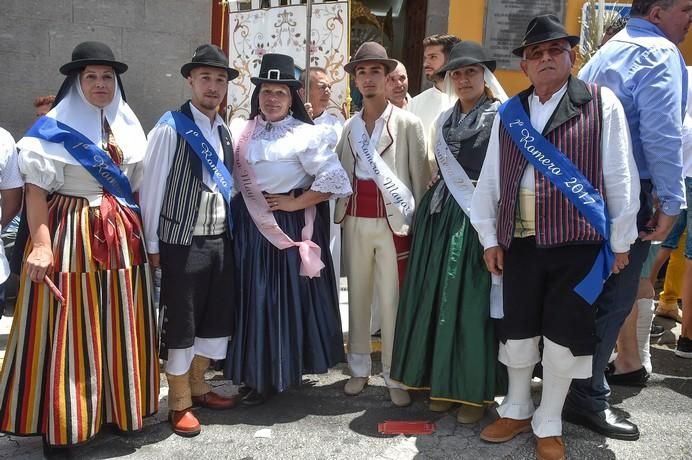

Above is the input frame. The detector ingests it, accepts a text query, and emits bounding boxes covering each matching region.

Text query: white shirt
[229,115,351,197]
[471,83,640,254]
[140,103,226,253]
[408,86,454,141]
[683,67,692,178]
[352,103,393,180]
[314,111,344,141]
[0,128,24,283]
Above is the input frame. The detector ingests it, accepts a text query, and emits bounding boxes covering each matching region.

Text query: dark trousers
[158,234,235,359]
[567,238,650,412]
[567,181,654,412]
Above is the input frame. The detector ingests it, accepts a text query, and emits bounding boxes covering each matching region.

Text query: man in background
[407,34,460,138]
[386,61,411,109]
[33,95,55,118]
[568,0,692,440]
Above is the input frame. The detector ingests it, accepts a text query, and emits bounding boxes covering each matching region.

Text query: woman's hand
[265,190,330,212]
[265,193,302,212]
[26,244,54,283]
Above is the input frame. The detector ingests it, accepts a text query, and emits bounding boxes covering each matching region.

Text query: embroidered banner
[227,1,349,122]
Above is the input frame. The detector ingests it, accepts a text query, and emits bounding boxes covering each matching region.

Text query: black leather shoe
[42,439,70,458]
[238,385,252,397]
[604,362,649,387]
[563,404,640,440]
[241,388,276,406]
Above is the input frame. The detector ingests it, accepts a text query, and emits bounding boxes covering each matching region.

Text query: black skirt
[224,194,345,393]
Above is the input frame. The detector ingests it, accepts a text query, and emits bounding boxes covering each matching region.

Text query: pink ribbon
[234,118,325,278]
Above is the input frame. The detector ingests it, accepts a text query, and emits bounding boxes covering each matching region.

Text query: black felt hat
[512,14,580,57]
[181,44,239,80]
[344,42,398,75]
[437,41,496,75]
[59,41,128,75]
[250,54,302,88]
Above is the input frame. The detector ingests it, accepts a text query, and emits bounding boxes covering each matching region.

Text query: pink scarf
[234,118,325,278]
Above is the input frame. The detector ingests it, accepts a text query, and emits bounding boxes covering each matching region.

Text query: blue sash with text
[26,116,137,209]
[158,111,234,230]
[498,96,614,305]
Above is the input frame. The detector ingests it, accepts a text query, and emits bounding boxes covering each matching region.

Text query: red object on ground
[377,421,436,435]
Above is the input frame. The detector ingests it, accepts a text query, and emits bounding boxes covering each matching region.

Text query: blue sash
[498,96,614,305]
[26,116,137,209]
[157,111,234,230]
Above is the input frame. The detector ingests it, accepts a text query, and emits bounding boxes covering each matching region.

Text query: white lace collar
[252,114,304,140]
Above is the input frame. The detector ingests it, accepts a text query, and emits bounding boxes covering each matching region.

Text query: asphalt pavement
[0,285,690,459]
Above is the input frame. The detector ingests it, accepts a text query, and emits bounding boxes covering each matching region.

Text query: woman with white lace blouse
[224,54,352,405]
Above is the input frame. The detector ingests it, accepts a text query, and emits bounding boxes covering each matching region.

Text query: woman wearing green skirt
[390,41,507,424]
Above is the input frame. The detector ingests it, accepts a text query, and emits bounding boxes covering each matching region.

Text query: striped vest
[158,101,234,246]
[496,81,604,249]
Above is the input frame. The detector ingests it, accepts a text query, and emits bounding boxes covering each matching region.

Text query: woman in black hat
[390,40,508,424]
[224,53,351,404]
[0,41,158,450]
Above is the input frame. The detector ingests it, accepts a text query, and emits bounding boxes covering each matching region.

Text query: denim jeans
[660,177,692,258]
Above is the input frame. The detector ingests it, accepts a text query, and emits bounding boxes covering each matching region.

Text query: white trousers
[165,336,229,376]
[343,215,401,388]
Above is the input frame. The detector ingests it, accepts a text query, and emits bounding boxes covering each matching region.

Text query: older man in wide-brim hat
[140,44,240,437]
[471,14,640,460]
[334,41,431,407]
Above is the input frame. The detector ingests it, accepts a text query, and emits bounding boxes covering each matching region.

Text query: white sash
[349,119,415,225]
[433,109,504,318]
[432,109,476,218]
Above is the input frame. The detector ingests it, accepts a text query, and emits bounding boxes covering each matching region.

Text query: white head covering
[442,65,508,105]
[17,75,146,165]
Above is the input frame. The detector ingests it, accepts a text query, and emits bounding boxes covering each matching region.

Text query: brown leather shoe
[191,391,238,410]
[169,409,201,437]
[536,436,565,460]
[480,417,532,443]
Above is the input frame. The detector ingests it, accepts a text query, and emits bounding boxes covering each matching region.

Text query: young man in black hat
[471,14,639,460]
[140,44,239,437]
[335,41,430,407]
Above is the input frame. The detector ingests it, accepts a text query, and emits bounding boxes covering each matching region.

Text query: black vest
[157,101,234,246]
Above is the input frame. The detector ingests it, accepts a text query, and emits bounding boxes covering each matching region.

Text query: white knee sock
[636,298,655,374]
[532,338,592,437]
[497,365,535,420]
[532,366,571,438]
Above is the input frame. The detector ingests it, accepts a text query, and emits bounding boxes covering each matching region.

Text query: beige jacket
[334,105,431,236]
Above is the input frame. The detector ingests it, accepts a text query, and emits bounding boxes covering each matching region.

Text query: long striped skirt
[0,194,159,446]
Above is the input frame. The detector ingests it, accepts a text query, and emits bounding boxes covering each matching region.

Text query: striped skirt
[0,194,159,446]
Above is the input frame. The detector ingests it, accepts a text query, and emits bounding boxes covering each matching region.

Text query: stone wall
[0,0,211,139]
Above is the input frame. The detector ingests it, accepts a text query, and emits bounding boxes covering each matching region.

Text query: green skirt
[390,184,506,405]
